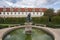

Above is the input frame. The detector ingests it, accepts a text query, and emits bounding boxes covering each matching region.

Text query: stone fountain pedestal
[24,22,32,34]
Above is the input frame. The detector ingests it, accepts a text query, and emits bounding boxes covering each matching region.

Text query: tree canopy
[44,8,54,16]
[56,10,60,16]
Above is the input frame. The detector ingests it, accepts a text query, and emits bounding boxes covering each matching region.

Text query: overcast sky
[0,0,60,10]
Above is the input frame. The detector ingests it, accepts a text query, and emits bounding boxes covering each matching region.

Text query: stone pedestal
[24,22,32,34]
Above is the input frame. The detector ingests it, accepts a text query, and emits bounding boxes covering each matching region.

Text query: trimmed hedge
[0,17,4,23]
[0,16,60,28]
[0,17,26,24]
[0,24,15,29]
[46,16,60,28]
[32,16,48,24]
[0,17,48,24]
[0,16,60,24]
[0,25,8,29]
[52,16,60,24]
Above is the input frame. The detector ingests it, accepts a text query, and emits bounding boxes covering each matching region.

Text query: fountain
[3,13,54,40]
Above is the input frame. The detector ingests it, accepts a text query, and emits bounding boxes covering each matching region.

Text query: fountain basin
[2,27,54,40]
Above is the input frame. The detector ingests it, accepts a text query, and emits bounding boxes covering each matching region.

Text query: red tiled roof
[27,8,33,12]
[13,8,19,12]
[35,8,40,12]
[35,8,47,12]
[41,8,47,12]
[20,8,26,12]
[0,8,3,12]
[0,8,47,12]
[5,8,10,12]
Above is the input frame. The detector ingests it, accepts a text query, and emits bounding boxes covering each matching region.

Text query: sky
[0,0,60,10]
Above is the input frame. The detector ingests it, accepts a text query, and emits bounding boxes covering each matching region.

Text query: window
[18,12,20,14]
[33,12,35,15]
[40,12,42,15]
[38,12,41,15]
[37,12,39,15]
[0,12,1,14]
[4,13,5,15]
[23,12,26,15]
[16,12,18,15]
[7,13,9,15]
[26,12,27,15]
[20,12,22,15]
[15,13,16,15]
[11,13,12,15]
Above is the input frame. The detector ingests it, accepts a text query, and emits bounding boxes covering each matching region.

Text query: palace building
[0,8,47,17]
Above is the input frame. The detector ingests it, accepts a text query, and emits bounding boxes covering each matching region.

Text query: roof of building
[0,8,3,12]
[0,8,47,12]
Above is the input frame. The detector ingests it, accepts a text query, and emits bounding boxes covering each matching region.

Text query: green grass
[0,24,20,26]
[0,24,21,29]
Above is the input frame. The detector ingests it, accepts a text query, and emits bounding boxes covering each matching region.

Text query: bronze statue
[26,13,31,22]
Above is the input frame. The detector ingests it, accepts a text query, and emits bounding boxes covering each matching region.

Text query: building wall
[0,12,44,17]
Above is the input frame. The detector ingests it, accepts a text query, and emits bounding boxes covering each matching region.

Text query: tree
[56,10,60,16]
[44,8,54,22]
[44,8,54,16]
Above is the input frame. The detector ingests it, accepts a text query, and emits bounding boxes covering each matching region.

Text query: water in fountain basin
[4,28,54,40]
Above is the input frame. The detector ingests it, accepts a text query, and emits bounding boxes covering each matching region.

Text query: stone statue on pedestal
[25,13,32,34]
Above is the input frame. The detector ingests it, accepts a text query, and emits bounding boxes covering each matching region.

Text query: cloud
[0,0,13,7]
[0,0,47,7]
[16,0,48,8]
[0,0,60,10]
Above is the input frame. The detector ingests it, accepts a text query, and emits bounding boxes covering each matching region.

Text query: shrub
[52,16,60,24]
[0,17,26,24]
[32,16,48,24]
[0,25,8,29]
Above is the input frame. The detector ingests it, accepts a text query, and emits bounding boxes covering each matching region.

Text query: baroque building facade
[0,8,47,17]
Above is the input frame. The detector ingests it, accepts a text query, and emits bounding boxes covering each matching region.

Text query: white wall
[0,12,44,17]
[20,12,22,15]
[1,12,4,15]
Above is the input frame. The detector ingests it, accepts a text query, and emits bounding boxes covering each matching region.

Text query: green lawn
[0,24,20,29]
[0,24,20,26]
